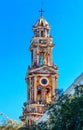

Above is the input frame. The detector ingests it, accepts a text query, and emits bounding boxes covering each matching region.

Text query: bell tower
[20,13,58,126]
[31,17,53,67]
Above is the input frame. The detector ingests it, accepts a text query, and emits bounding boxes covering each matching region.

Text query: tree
[36,85,83,130]
[0,114,23,130]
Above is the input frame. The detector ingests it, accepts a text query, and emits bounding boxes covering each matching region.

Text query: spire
[39,8,44,17]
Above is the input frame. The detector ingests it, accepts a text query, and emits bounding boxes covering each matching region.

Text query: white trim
[64,73,83,95]
[40,77,49,86]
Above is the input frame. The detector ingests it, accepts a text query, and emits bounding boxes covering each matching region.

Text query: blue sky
[0,0,83,122]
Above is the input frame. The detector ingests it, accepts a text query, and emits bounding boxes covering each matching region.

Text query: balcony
[25,110,46,116]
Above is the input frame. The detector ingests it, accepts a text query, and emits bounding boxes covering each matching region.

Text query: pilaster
[52,76,56,96]
[34,76,37,102]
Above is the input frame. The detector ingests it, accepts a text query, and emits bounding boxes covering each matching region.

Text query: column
[50,48,52,65]
[29,78,31,101]
[34,76,37,102]
[52,76,56,96]
[37,47,39,65]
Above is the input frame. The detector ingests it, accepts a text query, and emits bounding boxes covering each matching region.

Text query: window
[41,31,44,37]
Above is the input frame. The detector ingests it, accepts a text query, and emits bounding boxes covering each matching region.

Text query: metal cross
[39,8,44,17]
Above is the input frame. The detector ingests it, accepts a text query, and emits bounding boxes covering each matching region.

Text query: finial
[39,8,44,17]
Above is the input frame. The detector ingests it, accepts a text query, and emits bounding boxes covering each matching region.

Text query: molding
[26,74,57,78]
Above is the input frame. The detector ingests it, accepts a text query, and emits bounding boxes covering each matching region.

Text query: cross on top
[39,8,44,17]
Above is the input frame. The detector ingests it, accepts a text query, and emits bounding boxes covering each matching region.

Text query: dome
[35,16,49,27]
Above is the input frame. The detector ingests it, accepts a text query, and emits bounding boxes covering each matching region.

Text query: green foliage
[0,118,23,130]
[36,85,83,130]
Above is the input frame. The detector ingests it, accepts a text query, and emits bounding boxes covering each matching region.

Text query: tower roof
[36,16,48,26]
[33,16,50,30]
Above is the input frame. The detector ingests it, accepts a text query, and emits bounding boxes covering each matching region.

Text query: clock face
[40,77,49,86]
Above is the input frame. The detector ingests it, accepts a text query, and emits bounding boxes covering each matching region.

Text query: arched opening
[37,87,42,104]
[39,55,44,65]
[41,22,43,26]
[41,31,44,37]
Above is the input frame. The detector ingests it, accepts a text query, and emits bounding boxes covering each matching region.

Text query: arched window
[41,31,44,37]
[41,22,43,26]
[37,87,42,104]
